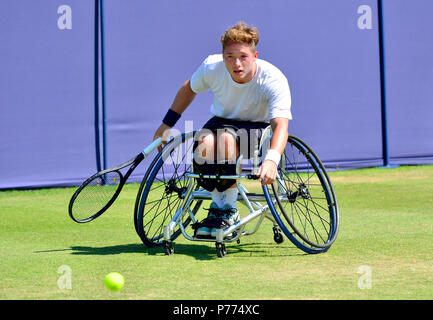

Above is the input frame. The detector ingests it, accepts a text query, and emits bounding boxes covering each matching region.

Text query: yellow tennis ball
[104,272,124,291]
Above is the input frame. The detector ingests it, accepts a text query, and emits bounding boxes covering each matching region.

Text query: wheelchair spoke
[268,135,339,251]
[136,132,203,247]
[295,199,330,241]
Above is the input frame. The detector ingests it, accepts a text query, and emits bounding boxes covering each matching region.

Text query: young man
[153,22,292,238]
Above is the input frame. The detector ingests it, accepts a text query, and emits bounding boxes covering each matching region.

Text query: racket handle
[142,138,162,157]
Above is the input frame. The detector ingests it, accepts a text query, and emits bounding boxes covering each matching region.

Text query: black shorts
[199,116,269,159]
[192,116,269,192]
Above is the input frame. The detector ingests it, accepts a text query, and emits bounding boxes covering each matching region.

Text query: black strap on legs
[192,138,237,192]
[193,160,237,192]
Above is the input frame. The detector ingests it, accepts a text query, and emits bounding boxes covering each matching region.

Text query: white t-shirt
[190,54,292,123]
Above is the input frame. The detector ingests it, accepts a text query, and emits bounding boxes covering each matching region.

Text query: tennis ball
[104,272,124,291]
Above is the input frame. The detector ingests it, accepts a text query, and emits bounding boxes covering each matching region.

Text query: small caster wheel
[273,227,284,244]
[216,243,227,258]
[164,241,174,255]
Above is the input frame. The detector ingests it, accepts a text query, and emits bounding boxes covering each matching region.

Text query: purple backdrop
[382,0,433,165]
[0,0,432,189]
[102,0,383,182]
[0,0,96,189]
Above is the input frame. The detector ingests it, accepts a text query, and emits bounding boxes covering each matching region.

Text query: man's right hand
[153,123,172,152]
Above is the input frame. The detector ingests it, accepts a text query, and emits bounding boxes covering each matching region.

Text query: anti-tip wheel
[164,241,174,255]
[216,243,227,258]
[273,227,284,244]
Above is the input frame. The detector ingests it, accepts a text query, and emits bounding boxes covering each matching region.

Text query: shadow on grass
[36,241,306,260]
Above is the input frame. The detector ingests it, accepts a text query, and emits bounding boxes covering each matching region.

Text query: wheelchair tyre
[216,243,227,258]
[272,226,284,244]
[135,132,203,247]
[263,135,339,254]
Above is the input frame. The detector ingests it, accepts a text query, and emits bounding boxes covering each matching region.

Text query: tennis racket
[68,138,162,223]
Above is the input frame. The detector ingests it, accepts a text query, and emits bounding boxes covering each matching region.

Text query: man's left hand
[256,160,278,185]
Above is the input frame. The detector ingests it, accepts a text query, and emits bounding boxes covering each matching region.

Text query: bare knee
[195,132,216,162]
[217,132,238,162]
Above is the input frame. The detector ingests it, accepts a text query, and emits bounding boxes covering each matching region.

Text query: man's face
[223,42,258,84]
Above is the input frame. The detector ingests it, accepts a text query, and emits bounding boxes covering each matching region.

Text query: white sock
[221,187,238,209]
[210,190,224,208]
[210,188,238,209]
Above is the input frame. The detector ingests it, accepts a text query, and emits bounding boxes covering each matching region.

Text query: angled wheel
[135,132,203,247]
[272,226,284,244]
[164,241,174,255]
[216,243,227,258]
[264,135,339,254]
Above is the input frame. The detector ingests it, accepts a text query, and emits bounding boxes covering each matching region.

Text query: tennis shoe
[210,204,240,238]
[195,202,220,237]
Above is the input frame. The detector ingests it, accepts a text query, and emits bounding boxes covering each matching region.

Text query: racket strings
[72,171,122,220]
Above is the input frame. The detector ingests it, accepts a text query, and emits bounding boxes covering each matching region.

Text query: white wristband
[264,149,281,166]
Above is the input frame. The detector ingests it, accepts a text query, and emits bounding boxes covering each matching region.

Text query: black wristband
[162,109,181,127]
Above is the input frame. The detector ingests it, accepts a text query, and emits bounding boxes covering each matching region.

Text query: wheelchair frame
[135,127,340,258]
[162,154,283,257]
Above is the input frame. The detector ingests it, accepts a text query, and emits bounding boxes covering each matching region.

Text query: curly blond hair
[220,21,259,52]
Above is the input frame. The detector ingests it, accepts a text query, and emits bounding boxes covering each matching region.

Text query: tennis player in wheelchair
[153,22,292,239]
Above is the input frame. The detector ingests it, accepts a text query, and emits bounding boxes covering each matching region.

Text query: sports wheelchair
[134,126,339,258]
